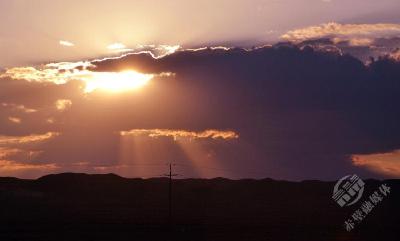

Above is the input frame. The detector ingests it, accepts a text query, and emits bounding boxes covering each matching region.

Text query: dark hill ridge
[0,173,398,241]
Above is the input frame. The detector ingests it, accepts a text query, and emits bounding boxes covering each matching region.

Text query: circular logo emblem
[332,174,365,207]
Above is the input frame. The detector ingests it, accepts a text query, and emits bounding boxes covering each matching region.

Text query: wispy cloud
[121,129,239,140]
[352,150,400,177]
[0,133,59,174]
[8,117,21,124]
[153,45,180,57]
[0,132,59,145]
[59,40,75,47]
[0,60,165,93]
[0,147,22,159]
[281,22,400,44]
[0,159,58,171]
[0,61,93,84]
[2,103,37,113]
[105,43,180,56]
[106,43,134,53]
[107,43,127,50]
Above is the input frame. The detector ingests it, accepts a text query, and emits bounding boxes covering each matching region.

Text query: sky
[2,0,400,67]
[1,0,400,180]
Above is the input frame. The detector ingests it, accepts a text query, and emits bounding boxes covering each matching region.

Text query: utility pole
[164,163,178,225]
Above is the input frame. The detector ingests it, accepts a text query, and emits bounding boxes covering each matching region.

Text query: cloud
[0,146,57,178]
[59,40,75,47]
[92,45,400,179]
[345,38,374,47]
[0,132,59,145]
[0,61,94,84]
[352,150,400,177]
[8,117,21,124]
[389,49,400,61]
[103,44,181,58]
[281,22,400,43]
[46,118,55,124]
[0,132,60,177]
[152,45,180,57]
[1,44,400,179]
[55,99,72,111]
[0,147,21,159]
[0,159,58,171]
[121,129,239,140]
[279,23,400,63]
[2,103,37,113]
[107,43,127,50]
[106,43,134,54]
[0,60,163,93]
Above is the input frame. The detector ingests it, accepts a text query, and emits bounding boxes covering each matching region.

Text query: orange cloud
[389,49,400,61]
[347,38,374,47]
[0,60,160,93]
[282,23,400,45]
[120,129,239,140]
[0,159,58,171]
[55,99,72,111]
[0,133,59,176]
[0,147,21,159]
[0,147,42,160]
[8,117,21,124]
[2,103,37,113]
[0,132,59,145]
[0,61,93,84]
[352,150,400,177]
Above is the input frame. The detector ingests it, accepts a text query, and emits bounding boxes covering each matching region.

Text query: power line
[113,161,270,178]
[173,162,270,177]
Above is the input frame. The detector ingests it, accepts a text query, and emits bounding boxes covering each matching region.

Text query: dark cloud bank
[1,44,400,180]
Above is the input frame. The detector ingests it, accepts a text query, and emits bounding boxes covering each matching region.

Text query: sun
[83,70,154,93]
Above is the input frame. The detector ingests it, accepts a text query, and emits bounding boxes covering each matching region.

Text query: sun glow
[83,70,154,93]
[0,64,156,93]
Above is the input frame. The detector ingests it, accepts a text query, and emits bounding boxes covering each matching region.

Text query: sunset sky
[2,0,400,67]
[1,0,400,179]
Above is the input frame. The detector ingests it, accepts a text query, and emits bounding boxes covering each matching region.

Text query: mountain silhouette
[0,173,398,241]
